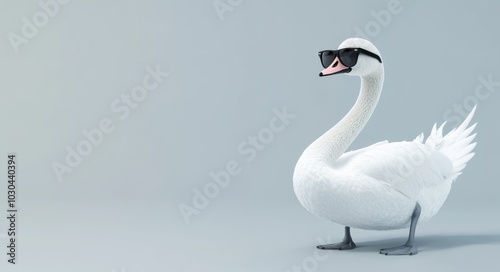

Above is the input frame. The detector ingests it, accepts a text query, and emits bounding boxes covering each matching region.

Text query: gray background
[0,0,499,271]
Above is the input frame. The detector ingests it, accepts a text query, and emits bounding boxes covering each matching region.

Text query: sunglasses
[318,48,382,69]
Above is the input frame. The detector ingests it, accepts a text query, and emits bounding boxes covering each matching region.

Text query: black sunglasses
[318,48,382,69]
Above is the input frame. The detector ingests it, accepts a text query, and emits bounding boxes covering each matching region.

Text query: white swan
[293,38,477,255]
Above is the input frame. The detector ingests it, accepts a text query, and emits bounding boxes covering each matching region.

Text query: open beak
[319,57,351,77]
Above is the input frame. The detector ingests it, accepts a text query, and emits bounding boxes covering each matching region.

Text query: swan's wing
[339,141,453,199]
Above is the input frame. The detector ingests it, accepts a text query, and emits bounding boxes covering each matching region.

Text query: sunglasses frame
[318,48,382,69]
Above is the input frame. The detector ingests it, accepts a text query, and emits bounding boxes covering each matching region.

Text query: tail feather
[423,106,477,181]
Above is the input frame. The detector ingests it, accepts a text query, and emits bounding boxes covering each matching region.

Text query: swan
[293,38,477,255]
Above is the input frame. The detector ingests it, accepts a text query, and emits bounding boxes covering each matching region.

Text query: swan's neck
[302,71,384,165]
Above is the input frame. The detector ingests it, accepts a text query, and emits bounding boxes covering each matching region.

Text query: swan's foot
[317,240,356,250]
[317,226,356,250]
[380,203,421,256]
[380,244,417,255]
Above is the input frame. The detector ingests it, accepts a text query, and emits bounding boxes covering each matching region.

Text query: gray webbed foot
[380,203,421,256]
[317,226,356,250]
[317,240,356,250]
[380,244,417,255]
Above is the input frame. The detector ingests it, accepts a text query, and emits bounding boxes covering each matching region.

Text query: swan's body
[293,38,477,255]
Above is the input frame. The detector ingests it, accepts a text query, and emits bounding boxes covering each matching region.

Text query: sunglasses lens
[320,51,335,68]
[339,49,359,67]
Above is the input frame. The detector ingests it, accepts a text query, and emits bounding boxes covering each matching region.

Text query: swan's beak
[319,57,352,77]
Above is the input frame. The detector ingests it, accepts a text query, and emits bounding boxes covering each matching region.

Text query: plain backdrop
[0,1,499,272]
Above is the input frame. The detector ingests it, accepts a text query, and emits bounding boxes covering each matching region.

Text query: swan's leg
[317,226,356,250]
[380,203,421,256]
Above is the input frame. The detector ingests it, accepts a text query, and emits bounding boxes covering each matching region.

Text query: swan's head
[319,38,383,77]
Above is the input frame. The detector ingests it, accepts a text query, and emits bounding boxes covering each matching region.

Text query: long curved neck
[302,70,384,165]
